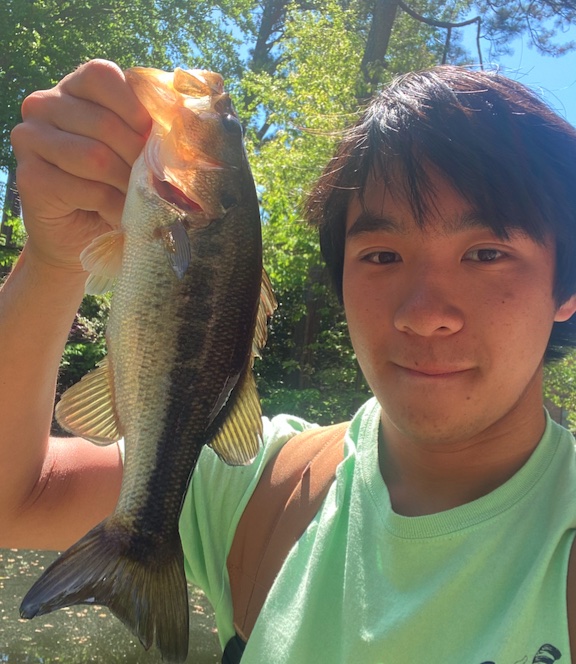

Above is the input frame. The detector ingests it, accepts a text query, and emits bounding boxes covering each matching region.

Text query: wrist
[15,243,88,295]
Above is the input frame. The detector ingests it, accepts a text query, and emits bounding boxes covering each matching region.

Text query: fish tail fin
[19,519,189,663]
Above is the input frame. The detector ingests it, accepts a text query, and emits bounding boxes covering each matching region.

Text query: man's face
[343,170,576,450]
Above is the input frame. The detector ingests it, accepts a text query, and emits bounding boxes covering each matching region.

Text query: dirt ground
[0,548,221,663]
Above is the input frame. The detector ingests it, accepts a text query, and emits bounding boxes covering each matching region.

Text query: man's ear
[555,294,576,322]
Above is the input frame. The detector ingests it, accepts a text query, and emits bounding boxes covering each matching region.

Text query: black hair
[305,65,576,361]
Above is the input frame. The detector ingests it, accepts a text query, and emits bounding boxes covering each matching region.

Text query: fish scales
[20,66,275,663]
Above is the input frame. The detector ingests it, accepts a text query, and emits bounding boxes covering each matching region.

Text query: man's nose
[393,271,465,337]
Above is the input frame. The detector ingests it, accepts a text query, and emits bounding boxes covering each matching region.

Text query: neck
[378,391,547,517]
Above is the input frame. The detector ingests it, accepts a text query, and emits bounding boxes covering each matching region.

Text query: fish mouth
[153,176,203,215]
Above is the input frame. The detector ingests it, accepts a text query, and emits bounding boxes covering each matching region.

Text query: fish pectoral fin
[157,220,192,280]
[80,229,124,295]
[55,356,122,445]
[209,369,262,466]
[252,270,278,359]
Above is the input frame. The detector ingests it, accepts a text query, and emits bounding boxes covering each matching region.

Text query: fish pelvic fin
[55,356,122,445]
[80,229,124,295]
[20,519,190,664]
[209,368,262,466]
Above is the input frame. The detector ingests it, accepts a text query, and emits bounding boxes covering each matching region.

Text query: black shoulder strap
[224,422,348,660]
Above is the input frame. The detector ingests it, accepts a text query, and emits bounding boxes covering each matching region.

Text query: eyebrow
[346,211,402,238]
[346,209,492,238]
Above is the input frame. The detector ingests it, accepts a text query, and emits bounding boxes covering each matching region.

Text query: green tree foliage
[3,0,576,423]
[0,210,26,272]
[545,350,576,429]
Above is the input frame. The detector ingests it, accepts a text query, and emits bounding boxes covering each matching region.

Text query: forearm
[0,60,151,548]
[0,244,86,509]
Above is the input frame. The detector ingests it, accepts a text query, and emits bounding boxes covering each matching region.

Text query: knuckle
[75,59,123,86]
[10,121,37,158]
[10,122,26,152]
[20,89,50,120]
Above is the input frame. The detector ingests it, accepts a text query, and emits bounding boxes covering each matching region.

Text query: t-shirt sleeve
[178,413,314,644]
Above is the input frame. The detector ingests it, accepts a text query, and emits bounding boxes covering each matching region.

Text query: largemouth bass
[20,66,276,663]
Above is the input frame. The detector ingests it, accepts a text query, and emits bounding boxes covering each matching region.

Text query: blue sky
[463,24,576,127]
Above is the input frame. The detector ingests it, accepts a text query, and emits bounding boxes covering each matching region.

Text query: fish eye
[221,191,239,210]
[221,114,243,136]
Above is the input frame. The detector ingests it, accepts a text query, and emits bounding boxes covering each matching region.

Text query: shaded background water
[0,549,221,663]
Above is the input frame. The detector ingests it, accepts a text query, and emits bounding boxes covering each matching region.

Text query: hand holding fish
[11,59,151,273]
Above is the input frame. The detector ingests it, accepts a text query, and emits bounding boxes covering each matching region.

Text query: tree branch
[398,0,484,68]
[397,0,480,29]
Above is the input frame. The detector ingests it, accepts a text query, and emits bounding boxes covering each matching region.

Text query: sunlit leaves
[545,349,576,429]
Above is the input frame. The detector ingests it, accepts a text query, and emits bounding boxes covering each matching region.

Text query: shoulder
[178,413,315,633]
[179,414,315,565]
[192,413,317,495]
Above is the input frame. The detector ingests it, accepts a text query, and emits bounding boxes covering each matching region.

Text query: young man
[2,61,576,662]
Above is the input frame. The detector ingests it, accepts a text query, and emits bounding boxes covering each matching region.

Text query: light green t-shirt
[180,398,576,662]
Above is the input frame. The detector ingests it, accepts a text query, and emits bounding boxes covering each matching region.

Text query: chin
[381,407,489,448]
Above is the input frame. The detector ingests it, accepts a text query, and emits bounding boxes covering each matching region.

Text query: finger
[12,119,132,196]
[15,151,125,229]
[21,90,148,169]
[58,59,152,136]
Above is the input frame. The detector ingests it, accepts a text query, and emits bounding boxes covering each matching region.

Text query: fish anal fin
[55,356,122,445]
[20,519,189,663]
[80,230,124,295]
[209,369,262,466]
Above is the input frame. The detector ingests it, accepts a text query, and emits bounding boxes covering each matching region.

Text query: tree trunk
[361,0,400,90]
[251,0,289,74]
[1,168,21,247]
[287,264,331,390]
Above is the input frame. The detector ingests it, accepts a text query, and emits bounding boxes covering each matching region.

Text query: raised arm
[0,60,151,550]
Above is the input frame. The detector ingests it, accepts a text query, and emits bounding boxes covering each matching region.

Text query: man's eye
[465,248,505,262]
[362,251,399,264]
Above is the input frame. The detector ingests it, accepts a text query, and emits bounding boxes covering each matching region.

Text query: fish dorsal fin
[209,369,262,466]
[55,356,122,445]
[80,230,124,295]
[253,270,277,359]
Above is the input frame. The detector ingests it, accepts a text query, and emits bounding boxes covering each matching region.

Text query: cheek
[343,267,385,323]
[343,274,377,360]
[487,289,556,365]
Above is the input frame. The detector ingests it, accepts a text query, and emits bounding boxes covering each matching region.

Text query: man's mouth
[395,363,472,378]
